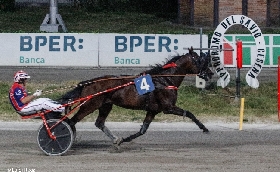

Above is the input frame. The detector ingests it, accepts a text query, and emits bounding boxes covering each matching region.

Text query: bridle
[195,52,212,81]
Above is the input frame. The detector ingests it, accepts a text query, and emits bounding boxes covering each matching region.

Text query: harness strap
[162,62,177,69]
[165,86,178,90]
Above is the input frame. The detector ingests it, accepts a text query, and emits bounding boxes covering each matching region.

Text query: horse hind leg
[95,103,122,145]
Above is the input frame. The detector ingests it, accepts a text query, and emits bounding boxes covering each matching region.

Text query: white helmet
[14,70,30,83]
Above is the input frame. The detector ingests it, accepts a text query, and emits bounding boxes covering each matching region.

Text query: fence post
[235,40,242,101]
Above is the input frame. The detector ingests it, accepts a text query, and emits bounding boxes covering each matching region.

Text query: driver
[9,70,65,116]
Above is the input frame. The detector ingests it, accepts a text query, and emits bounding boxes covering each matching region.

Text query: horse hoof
[110,145,122,153]
[203,128,209,133]
[113,137,123,145]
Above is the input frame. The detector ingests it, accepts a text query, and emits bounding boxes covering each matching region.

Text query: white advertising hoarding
[99,34,207,67]
[0,33,99,66]
[0,33,207,67]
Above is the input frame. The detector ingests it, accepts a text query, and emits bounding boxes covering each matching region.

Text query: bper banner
[0,33,206,67]
[0,33,99,66]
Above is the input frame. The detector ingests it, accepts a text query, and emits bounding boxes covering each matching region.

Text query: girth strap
[165,86,178,90]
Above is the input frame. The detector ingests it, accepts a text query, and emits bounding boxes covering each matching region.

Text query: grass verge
[1,80,277,123]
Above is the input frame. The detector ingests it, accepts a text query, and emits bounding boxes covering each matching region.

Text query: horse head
[188,47,214,81]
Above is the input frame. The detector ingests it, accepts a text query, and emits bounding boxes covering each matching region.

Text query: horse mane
[144,54,184,75]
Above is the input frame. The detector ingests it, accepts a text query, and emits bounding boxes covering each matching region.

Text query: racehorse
[60,48,213,145]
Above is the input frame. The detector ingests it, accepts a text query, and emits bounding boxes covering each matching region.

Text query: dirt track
[1,122,280,172]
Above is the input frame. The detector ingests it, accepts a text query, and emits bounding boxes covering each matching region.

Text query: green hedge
[0,0,15,12]
[78,0,177,18]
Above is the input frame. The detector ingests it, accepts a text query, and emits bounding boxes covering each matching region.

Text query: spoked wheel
[37,119,73,156]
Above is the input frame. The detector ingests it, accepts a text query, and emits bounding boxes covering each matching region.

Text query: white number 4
[140,78,150,91]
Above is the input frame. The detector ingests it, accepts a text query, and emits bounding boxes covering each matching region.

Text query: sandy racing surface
[0,121,280,172]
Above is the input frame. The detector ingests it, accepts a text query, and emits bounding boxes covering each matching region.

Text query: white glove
[33,90,42,97]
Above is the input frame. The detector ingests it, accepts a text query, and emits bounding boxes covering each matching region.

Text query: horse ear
[188,46,194,54]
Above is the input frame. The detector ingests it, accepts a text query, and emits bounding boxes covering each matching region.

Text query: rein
[78,74,198,85]
[42,55,201,95]
[40,74,197,95]
[0,74,197,99]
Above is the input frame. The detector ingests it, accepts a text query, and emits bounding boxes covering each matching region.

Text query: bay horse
[60,48,213,145]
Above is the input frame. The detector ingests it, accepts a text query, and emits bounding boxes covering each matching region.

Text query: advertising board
[0,32,279,70]
[222,34,280,67]
[98,34,207,67]
[0,33,99,66]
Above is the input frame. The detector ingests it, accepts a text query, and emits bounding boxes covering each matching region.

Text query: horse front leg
[120,111,157,145]
[95,103,122,145]
[163,106,209,132]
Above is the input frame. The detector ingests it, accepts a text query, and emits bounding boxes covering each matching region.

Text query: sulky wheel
[37,119,73,156]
